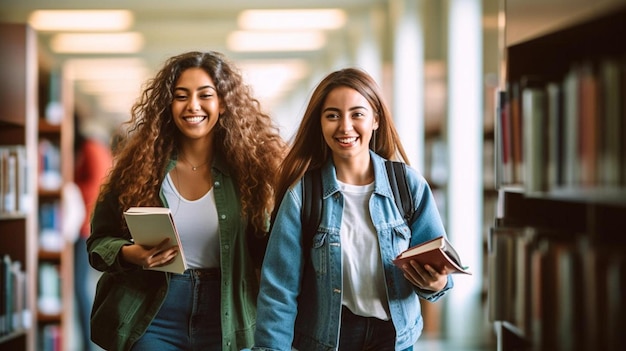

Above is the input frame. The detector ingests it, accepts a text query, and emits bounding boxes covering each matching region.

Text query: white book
[123,207,188,274]
[522,86,547,193]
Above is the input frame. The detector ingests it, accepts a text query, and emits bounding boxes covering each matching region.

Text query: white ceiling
[1,0,391,133]
[4,0,624,136]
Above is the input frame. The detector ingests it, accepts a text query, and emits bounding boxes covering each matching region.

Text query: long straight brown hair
[272,67,409,219]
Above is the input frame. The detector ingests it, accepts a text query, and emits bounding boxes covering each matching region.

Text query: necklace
[180,153,209,171]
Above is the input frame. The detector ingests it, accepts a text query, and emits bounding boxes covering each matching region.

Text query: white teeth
[337,137,357,143]
[185,116,205,123]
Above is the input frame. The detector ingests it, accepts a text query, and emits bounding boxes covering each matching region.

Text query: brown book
[392,236,471,275]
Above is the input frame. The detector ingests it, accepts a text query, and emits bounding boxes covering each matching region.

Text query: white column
[390,0,425,170]
[347,9,385,83]
[445,0,484,343]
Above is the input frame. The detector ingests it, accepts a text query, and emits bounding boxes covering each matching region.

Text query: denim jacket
[250,151,453,351]
[87,155,258,351]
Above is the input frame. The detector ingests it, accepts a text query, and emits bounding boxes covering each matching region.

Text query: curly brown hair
[100,51,286,233]
[273,68,409,217]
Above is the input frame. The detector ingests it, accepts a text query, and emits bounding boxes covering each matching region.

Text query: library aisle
[415,339,494,351]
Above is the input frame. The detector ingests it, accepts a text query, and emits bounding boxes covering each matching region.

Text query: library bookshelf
[0,23,39,351]
[1,22,76,351]
[490,0,626,350]
[36,58,75,351]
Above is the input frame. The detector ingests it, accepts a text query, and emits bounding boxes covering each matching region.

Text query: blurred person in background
[73,111,113,351]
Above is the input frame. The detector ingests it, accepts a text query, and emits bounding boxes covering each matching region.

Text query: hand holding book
[121,237,180,271]
[123,207,188,274]
[393,236,471,275]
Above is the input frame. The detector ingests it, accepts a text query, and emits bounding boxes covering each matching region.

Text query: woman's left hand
[400,260,448,292]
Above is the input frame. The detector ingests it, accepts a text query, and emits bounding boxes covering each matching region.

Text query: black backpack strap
[301,168,322,263]
[385,160,417,225]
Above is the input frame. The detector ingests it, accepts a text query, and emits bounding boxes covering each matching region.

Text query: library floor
[415,338,496,351]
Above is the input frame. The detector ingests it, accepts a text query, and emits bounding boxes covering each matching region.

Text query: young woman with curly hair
[87,51,285,351]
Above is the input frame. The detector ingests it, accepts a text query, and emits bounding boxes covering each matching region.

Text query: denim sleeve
[253,184,305,351]
[416,275,454,301]
[405,167,455,301]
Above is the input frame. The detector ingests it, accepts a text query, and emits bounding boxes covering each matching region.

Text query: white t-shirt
[338,180,391,320]
[162,173,220,269]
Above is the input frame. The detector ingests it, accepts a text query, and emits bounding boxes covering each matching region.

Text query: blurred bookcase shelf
[490,0,626,350]
[1,21,76,351]
[36,71,75,350]
[0,23,39,351]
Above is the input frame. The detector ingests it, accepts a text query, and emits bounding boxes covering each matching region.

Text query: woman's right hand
[120,238,179,269]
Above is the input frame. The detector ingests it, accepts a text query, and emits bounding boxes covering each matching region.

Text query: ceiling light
[28,10,133,31]
[238,59,309,102]
[238,9,346,30]
[50,33,144,53]
[227,31,326,52]
[65,58,148,79]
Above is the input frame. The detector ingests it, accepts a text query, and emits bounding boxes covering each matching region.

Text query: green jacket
[87,156,258,351]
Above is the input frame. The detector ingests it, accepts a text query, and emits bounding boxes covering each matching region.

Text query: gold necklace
[180,154,209,171]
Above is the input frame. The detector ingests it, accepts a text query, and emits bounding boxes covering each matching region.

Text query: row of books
[38,323,61,351]
[39,200,64,253]
[0,254,30,337]
[38,139,62,192]
[488,226,626,350]
[497,56,626,193]
[0,146,30,216]
[37,262,61,316]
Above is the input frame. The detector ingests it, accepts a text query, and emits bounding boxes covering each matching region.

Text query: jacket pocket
[392,224,412,255]
[92,271,163,330]
[310,232,328,275]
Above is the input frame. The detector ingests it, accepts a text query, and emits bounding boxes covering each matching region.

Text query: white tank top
[338,180,390,320]
[162,173,220,268]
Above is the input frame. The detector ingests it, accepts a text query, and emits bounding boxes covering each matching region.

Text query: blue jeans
[131,268,221,351]
[338,306,413,351]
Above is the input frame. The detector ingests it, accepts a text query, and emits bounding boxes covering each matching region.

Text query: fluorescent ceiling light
[228,31,326,52]
[238,9,346,30]
[28,10,133,31]
[78,80,143,94]
[50,32,144,53]
[238,59,309,102]
[65,58,149,80]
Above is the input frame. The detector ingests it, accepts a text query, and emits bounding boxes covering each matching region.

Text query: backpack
[301,160,418,262]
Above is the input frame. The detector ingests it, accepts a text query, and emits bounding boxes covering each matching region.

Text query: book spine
[546,82,563,188]
[598,58,622,187]
[522,83,547,193]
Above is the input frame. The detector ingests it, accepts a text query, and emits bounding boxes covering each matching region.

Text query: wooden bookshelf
[0,22,39,351]
[36,66,75,350]
[490,1,626,350]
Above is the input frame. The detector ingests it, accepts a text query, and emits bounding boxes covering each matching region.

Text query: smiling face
[171,67,224,142]
[321,86,379,163]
